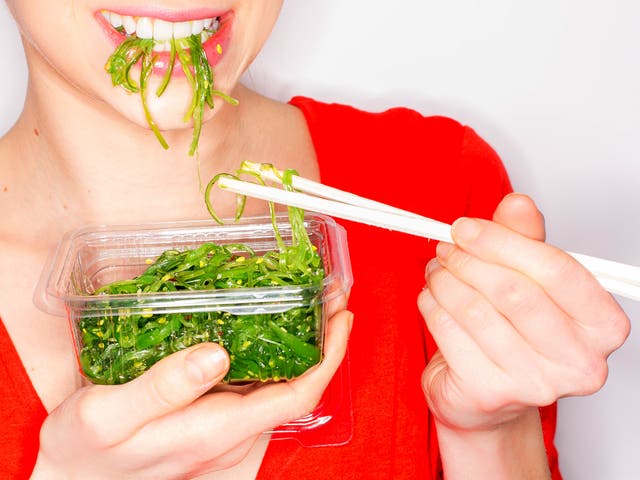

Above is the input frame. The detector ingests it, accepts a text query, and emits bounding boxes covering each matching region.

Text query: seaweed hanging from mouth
[105,34,238,155]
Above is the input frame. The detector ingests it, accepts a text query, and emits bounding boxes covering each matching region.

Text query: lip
[95,9,234,76]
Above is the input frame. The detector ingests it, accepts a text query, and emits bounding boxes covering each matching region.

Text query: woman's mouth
[96,9,233,73]
[97,8,239,155]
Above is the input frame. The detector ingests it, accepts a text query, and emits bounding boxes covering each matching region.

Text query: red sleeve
[460,126,513,218]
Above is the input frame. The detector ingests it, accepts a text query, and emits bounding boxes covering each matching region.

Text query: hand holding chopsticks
[213,161,640,302]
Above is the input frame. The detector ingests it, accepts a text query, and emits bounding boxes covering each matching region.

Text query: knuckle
[534,389,557,408]
[499,277,532,314]
[539,248,578,284]
[584,359,609,394]
[496,275,538,316]
[574,354,609,395]
[606,311,631,351]
[148,372,184,410]
[74,390,100,429]
[528,377,558,406]
[461,295,490,325]
[425,305,457,337]
[446,247,473,274]
[74,389,113,445]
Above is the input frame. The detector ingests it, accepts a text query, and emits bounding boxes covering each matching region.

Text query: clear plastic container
[35,214,353,387]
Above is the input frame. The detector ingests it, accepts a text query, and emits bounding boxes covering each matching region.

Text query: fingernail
[436,241,454,260]
[426,258,440,275]
[185,345,229,385]
[452,217,482,243]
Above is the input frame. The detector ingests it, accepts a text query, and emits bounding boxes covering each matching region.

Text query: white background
[2,1,639,478]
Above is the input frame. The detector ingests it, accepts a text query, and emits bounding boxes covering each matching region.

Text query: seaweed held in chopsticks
[105,32,238,155]
[78,163,324,385]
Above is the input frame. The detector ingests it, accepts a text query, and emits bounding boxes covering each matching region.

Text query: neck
[6,43,251,239]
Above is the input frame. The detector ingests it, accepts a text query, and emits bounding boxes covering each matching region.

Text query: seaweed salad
[77,162,325,384]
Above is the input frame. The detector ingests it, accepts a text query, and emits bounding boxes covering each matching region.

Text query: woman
[0,0,629,478]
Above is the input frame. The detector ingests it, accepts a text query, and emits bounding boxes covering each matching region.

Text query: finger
[492,193,546,241]
[130,310,353,455]
[425,260,537,376]
[76,343,230,445]
[237,309,353,433]
[417,288,512,411]
[419,286,569,414]
[418,287,494,377]
[450,216,622,333]
[435,241,586,362]
[324,291,349,319]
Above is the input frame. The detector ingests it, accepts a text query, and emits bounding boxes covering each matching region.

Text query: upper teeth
[101,11,219,49]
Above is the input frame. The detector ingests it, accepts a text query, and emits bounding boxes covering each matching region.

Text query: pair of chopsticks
[217,164,640,302]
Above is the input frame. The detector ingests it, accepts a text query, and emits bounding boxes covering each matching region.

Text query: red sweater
[0,97,561,479]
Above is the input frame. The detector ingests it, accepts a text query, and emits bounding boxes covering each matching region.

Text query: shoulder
[289,96,464,157]
[290,96,512,222]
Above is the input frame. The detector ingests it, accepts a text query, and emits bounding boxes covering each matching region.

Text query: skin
[0,0,631,478]
[420,193,630,478]
[2,1,341,478]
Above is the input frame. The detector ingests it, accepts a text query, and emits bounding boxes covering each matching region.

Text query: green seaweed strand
[80,162,324,385]
[81,214,324,384]
[155,38,176,97]
[104,32,238,155]
[204,166,286,252]
[138,40,169,150]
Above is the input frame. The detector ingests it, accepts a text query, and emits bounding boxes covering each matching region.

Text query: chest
[0,246,83,412]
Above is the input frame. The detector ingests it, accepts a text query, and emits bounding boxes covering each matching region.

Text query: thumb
[79,343,230,444]
[492,193,546,241]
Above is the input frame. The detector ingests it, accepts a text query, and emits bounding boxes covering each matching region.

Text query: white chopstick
[243,161,427,220]
[219,177,453,242]
[217,175,640,302]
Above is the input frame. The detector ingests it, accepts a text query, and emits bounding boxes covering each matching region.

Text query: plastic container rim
[34,213,353,317]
